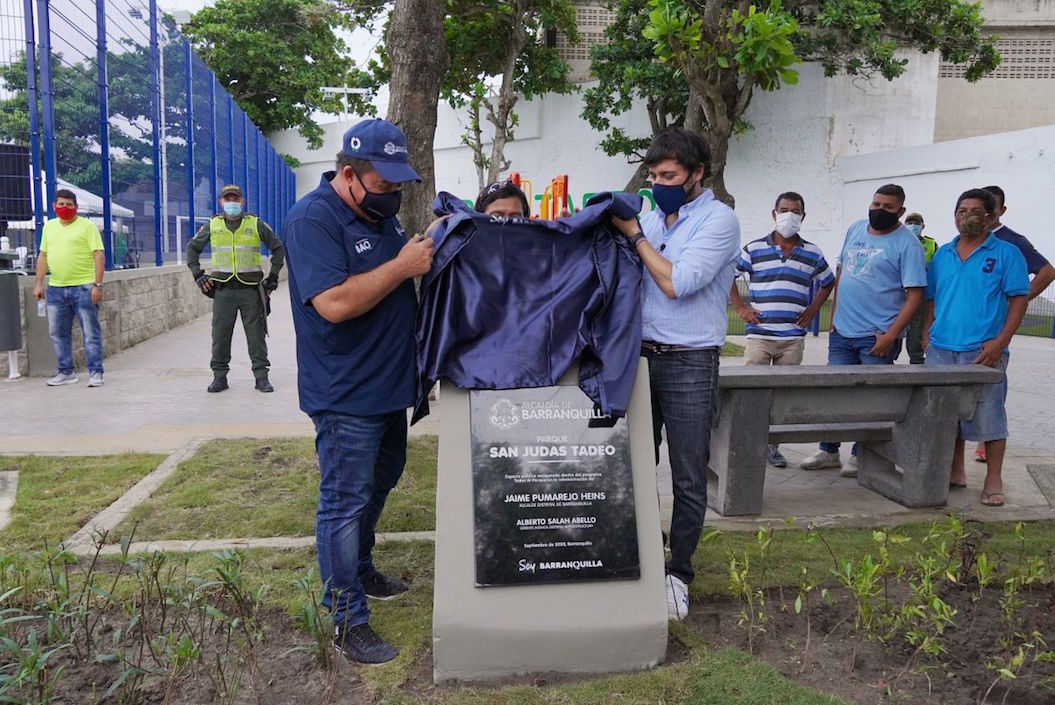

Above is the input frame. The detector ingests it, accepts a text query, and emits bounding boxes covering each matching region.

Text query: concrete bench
[707,365,1005,516]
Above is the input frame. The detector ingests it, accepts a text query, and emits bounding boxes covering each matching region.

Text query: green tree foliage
[442,0,579,188]
[370,1,580,190]
[582,0,686,191]
[584,0,1000,204]
[182,0,374,149]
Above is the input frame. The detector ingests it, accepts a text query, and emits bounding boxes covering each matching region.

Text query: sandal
[974,448,987,463]
[979,489,1005,507]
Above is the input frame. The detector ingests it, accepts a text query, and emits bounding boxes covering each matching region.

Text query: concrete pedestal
[432,360,667,682]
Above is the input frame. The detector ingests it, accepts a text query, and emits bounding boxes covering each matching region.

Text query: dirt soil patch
[690,584,1055,705]
[29,606,374,705]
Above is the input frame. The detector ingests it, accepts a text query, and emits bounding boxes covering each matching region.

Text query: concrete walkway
[1,281,1053,530]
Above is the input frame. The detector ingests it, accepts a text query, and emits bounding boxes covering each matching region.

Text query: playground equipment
[538,174,568,220]
[508,172,569,219]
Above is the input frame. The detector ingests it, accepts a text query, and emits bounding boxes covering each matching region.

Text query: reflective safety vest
[209,215,262,284]
[921,235,937,265]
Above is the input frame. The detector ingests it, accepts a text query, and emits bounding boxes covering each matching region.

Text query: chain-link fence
[0,0,295,270]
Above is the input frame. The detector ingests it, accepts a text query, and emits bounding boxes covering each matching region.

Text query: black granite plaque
[469,386,640,586]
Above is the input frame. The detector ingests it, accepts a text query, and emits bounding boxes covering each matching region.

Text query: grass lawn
[112,436,438,541]
[4,449,1053,703]
[720,340,744,356]
[0,453,163,552]
[689,517,1055,598]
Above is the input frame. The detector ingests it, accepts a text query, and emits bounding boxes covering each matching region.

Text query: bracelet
[627,232,646,248]
[93,283,102,288]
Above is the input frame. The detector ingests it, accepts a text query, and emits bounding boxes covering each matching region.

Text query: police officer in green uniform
[904,212,937,364]
[187,184,285,392]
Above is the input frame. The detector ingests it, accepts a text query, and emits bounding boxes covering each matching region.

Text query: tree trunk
[463,88,487,191]
[622,162,649,194]
[484,1,528,185]
[705,126,734,209]
[385,0,449,236]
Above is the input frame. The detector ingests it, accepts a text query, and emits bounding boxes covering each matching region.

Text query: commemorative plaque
[469,386,640,586]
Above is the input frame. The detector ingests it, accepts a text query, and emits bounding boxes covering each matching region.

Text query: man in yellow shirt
[32,189,106,387]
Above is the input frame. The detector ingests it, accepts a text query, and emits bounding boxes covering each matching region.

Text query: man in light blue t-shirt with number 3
[799,184,927,476]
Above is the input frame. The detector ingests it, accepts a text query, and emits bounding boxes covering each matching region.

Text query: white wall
[838,122,1055,278]
[983,0,1055,26]
[268,49,945,265]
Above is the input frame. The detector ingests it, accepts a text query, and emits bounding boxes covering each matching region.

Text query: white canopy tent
[5,172,136,227]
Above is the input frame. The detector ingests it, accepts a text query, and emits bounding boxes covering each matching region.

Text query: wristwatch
[93,283,103,288]
[627,232,646,249]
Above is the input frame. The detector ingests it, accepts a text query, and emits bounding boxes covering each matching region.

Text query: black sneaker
[361,572,409,600]
[207,377,229,393]
[254,376,274,393]
[333,623,398,664]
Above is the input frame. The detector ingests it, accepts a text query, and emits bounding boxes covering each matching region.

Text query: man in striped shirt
[729,192,835,467]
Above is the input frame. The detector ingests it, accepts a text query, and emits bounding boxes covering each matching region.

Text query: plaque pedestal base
[432,361,667,683]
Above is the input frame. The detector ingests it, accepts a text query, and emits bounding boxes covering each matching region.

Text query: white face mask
[774,211,802,237]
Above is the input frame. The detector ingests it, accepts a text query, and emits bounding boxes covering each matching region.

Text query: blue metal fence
[0,0,294,270]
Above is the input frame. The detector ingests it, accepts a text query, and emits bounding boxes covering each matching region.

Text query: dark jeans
[46,284,103,374]
[312,409,407,628]
[211,284,268,377]
[644,346,720,585]
[819,329,902,454]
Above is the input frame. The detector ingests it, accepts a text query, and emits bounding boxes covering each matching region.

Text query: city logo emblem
[354,238,372,254]
[383,141,407,155]
[348,136,361,151]
[490,399,519,430]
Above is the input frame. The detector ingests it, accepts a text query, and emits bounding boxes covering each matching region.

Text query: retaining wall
[0,259,278,377]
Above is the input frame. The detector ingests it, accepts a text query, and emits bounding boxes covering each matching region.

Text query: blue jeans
[46,284,103,375]
[926,345,1009,441]
[312,409,406,628]
[644,346,720,585]
[819,329,902,453]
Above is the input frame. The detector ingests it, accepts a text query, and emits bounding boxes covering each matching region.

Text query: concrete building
[936,0,1055,141]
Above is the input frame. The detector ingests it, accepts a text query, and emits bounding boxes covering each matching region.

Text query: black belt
[641,340,716,355]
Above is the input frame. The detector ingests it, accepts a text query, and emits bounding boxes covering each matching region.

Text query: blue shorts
[925,345,1009,442]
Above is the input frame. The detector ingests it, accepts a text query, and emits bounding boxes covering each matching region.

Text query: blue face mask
[222,201,243,218]
[907,223,922,237]
[651,176,693,215]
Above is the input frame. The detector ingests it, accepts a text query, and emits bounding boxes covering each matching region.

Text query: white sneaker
[840,455,858,478]
[46,372,78,386]
[87,372,104,387]
[799,450,842,471]
[665,574,689,621]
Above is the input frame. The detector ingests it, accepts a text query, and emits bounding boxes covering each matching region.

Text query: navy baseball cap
[341,118,421,183]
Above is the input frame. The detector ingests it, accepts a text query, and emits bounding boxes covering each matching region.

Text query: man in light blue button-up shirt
[613,128,741,621]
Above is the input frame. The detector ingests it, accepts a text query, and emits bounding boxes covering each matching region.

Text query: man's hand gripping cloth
[412,192,644,423]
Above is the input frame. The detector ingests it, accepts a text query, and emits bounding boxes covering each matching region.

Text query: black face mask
[868,208,900,231]
[349,170,402,221]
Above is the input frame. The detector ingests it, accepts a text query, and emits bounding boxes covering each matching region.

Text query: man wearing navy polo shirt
[923,188,1029,507]
[281,118,434,664]
[611,128,741,622]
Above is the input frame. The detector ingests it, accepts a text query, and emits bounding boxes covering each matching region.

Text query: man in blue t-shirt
[923,188,1029,507]
[969,185,1055,465]
[280,119,434,664]
[799,184,927,476]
